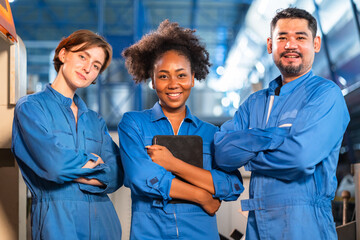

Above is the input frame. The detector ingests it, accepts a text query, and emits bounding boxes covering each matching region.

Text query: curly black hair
[122,20,211,83]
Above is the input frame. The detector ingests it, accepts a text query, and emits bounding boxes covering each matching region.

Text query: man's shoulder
[306,75,341,95]
[299,75,345,106]
[247,88,269,102]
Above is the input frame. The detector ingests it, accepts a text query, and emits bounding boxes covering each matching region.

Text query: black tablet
[152,135,203,168]
[152,135,204,204]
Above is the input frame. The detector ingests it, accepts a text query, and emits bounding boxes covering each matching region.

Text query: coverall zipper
[174,213,179,238]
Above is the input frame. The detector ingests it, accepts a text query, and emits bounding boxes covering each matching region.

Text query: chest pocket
[278,118,295,128]
[278,110,298,128]
[84,130,103,155]
[202,142,212,171]
[53,130,75,148]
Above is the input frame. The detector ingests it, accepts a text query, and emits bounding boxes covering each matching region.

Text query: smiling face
[152,50,195,115]
[58,44,105,92]
[267,18,321,84]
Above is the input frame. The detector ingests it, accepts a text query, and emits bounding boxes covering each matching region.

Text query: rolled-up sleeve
[118,113,175,203]
[210,169,244,201]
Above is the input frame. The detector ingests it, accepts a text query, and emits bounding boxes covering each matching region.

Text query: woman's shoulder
[193,116,218,133]
[15,90,48,113]
[120,109,153,125]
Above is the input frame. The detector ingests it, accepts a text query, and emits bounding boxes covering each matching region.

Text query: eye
[297,36,306,40]
[178,73,187,78]
[158,74,168,79]
[94,64,100,71]
[79,54,86,60]
[277,37,286,40]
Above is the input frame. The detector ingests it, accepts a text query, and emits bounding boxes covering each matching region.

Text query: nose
[285,38,298,49]
[83,61,91,73]
[168,77,179,89]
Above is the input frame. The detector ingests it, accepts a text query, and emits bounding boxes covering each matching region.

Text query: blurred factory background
[1,0,360,239]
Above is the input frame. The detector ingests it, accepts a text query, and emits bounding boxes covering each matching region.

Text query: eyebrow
[83,51,104,66]
[158,68,185,73]
[278,31,309,36]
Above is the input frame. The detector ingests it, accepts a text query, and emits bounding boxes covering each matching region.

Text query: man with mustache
[214,7,350,240]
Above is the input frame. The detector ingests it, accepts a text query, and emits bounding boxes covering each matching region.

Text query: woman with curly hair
[118,20,244,239]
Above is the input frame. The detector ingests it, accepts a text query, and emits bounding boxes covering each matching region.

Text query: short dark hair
[122,19,211,83]
[270,8,318,38]
[53,29,112,73]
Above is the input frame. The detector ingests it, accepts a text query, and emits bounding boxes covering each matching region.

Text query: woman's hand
[170,178,220,216]
[148,145,216,195]
[146,145,178,172]
[75,154,105,187]
[82,153,104,169]
[74,177,105,187]
[197,190,221,216]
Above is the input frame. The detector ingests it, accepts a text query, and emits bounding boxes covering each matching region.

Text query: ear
[58,48,67,63]
[267,37,272,54]
[314,36,321,53]
[191,73,195,87]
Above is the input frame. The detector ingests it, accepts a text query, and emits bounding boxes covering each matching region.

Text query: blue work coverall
[12,84,123,240]
[214,71,350,240]
[118,102,244,240]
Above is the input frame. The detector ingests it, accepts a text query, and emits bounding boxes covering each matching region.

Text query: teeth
[285,56,298,58]
[168,93,180,97]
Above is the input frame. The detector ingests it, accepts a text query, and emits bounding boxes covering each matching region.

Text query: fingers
[90,153,104,165]
[82,160,96,169]
[146,145,164,158]
[145,145,163,150]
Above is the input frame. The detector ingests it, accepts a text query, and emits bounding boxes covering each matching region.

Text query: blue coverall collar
[150,102,199,128]
[45,84,88,113]
[269,70,314,95]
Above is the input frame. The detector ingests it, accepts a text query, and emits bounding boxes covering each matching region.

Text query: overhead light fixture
[216,66,225,76]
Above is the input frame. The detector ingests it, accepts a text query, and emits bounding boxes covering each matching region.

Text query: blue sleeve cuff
[86,153,99,163]
[78,182,106,193]
[210,169,244,201]
[146,171,175,202]
[78,164,110,193]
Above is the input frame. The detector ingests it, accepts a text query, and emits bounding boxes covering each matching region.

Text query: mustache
[280,51,303,58]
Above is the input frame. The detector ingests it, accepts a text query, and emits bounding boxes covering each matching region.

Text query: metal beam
[350,0,360,45]
[190,0,198,29]
[97,0,105,116]
[313,1,340,86]
[133,0,145,111]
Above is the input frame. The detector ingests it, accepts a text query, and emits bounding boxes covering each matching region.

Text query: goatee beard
[277,61,303,76]
[276,51,303,76]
